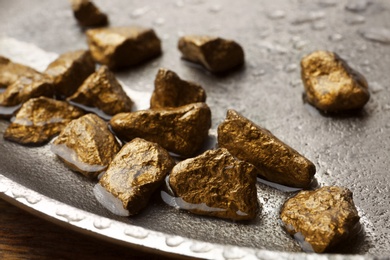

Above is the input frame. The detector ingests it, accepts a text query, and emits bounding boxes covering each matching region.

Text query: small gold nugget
[169,148,259,221]
[51,113,120,178]
[99,138,175,215]
[86,26,162,69]
[45,50,95,97]
[70,0,108,27]
[178,35,244,73]
[301,50,370,113]
[68,66,133,116]
[4,97,84,145]
[0,56,41,88]
[150,68,206,109]
[110,102,211,157]
[280,186,360,253]
[218,110,316,188]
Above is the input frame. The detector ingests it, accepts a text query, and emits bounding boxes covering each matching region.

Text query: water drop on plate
[222,247,245,259]
[131,6,150,18]
[329,33,343,42]
[359,27,390,44]
[285,63,298,73]
[124,227,149,239]
[190,242,213,253]
[93,218,111,229]
[166,235,185,247]
[12,189,41,204]
[267,10,286,20]
[56,207,85,222]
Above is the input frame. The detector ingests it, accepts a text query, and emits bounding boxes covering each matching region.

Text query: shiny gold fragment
[218,110,315,188]
[4,97,84,145]
[0,56,41,88]
[100,138,175,215]
[0,73,54,107]
[178,35,244,73]
[169,148,259,221]
[70,0,108,27]
[110,102,211,157]
[150,68,206,109]
[45,50,95,97]
[301,50,370,112]
[52,113,120,178]
[280,186,360,253]
[86,26,162,69]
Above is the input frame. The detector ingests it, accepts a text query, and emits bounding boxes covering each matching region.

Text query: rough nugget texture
[100,138,175,215]
[70,0,108,27]
[169,148,259,221]
[45,50,95,97]
[86,26,161,69]
[68,66,133,115]
[110,102,211,157]
[0,56,41,88]
[178,35,244,73]
[218,110,316,188]
[52,114,120,178]
[301,50,370,112]
[150,68,206,109]
[280,186,360,253]
[4,97,84,145]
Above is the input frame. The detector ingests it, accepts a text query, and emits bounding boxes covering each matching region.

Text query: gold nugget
[178,35,244,73]
[0,56,41,88]
[280,186,360,253]
[150,68,206,109]
[45,50,95,97]
[301,50,370,113]
[218,110,316,188]
[51,113,120,178]
[110,102,211,157]
[169,148,259,221]
[99,138,175,215]
[70,0,108,27]
[86,26,162,69]
[68,66,133,116]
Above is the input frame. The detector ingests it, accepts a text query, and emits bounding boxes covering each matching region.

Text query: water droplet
[154,17,165,26]
[190,242,213,253]
[166,235,185,247]
[312,21,327,31]
[291,11,325,25]
[359,27,390,44]
[93,218,111,229]
[329,33,343,42]
[252,69,266,77]
[267,10,286,20]
[131,6,150,18]
[11,189,41,204]
[124,227,149,239]
[370,82,384,93]
[345,15,366,25]
[223,247,245,259]
[345,0,370,12]
[285,63,298,73]
[55,207,85,222]
[209,4,222,13]
[318,0,338,7]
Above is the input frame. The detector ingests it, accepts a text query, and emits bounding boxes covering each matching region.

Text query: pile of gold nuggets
[0,0,371,254]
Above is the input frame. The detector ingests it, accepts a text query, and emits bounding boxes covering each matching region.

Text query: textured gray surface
[0,0,390,258]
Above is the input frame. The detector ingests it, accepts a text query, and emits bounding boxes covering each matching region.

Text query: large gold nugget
[67,65,133,116]
[110,102,211,157]
[100,138,175,215]
[45,50,95,97]
[0,73,54,107]
[51,114,120,178]
[4,97,84,145]
[150,68,206,109]
[280,186,360,253]
[178,35,244,73]
[0,56,41,88]
[70,0,109,27]
[301,50,370,112]
[86,26,162,69]
[169,148,259,221]
[218,110,315,188]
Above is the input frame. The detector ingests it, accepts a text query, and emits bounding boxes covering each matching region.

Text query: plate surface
[1,0,390,259]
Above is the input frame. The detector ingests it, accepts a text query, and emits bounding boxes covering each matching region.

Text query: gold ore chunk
[86,26,162,69]
[0,56,41,88]
[110,102,211,157]
[280,186,360,253]
[150,68,206,109]
[218,110,316,188]
[169,148,259,221]
[178,35,244,73]
[70,0,109,27]
[67,65,133,116]
[4,97,84,145]
[301,50,370,113]
[100,138,175,215]
[52,113,120,178]
[45,50,95,97]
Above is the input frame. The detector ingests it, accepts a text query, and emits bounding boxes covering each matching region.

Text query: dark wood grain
[0,199,177,260]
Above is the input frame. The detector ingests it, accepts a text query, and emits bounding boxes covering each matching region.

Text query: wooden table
[0,199,177,260]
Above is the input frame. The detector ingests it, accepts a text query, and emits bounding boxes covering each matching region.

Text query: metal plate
[0,0,390,259]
